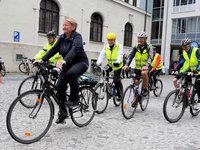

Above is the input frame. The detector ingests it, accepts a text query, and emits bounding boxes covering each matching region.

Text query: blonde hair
[64,17,78,30]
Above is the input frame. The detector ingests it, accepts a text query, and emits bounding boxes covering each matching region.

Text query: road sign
[14,31,20,42]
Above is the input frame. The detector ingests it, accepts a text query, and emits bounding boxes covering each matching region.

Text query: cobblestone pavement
[0,74,200,150]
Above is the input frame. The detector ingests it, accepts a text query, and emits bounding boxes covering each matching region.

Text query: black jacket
[42,32,89,66]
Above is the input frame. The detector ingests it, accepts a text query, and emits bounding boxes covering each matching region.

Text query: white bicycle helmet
[137,31,148,38]
[181,38,191,46]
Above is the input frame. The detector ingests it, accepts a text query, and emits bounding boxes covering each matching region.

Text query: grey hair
[64,17,78,30]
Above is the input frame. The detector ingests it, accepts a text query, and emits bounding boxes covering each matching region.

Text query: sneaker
[151,85,156,90]
[194,103,200,111]
[142,89,148,96]
[55,111,68,124]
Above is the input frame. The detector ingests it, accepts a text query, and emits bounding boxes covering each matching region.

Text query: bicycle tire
[94,83,109,114]
[6,90,54,144]
[190,91,200,116]
[163,89,186,123]
[153,79,163,97]
[1,63,6,76]
[19,63,28,74]
[121,85,138,119]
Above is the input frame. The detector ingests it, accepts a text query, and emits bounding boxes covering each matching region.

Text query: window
[39,0,59,34]
[124,0,129,3]
[124,23,133,47]
[177,18,186,33]
[132,0,137,6]
[187,17,197,33]
[172,19,177,33]
[90,13,103,42]
[198,17,200,32]
[173,0,195,6]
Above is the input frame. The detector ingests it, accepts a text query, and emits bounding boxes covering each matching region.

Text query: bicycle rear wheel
[71,86,97,127]
[18,76,43,108]
[19,63,28,74]
[1,63,6,76]
[163,89,186,123]
[190,91,200,116]
[6,90,54,144]
[153,79,163,97]
[121,85,138,119]
[94,83,109,114]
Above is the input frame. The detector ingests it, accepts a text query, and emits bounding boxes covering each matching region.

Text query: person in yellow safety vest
[34,31,63,63]
[123,31,153,98]
[173,38,200,110]
[149,48,163,90]
[96,32,124,100]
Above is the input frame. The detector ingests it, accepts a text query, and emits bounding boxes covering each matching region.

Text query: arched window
[124,23,133,47]
[39,0,59,34]
[90,13,103,42]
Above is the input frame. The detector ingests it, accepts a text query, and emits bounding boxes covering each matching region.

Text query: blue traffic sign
[14,31,20,42]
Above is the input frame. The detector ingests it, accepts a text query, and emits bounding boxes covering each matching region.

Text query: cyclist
[0,62,2,84]
[96,32,124,100]
[41,17,89,124]
[123,31,153,96]
[149,47,163,90]
[34,31,63,63]
[172,38,200,109]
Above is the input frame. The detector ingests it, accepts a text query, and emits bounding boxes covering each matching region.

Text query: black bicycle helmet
[47,31,56,38]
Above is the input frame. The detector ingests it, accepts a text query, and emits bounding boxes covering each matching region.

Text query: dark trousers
[105,68,122,96]
[56,62,88,104]
[149,69,161,86]
[195,75,200,99]
[122,69,129,78]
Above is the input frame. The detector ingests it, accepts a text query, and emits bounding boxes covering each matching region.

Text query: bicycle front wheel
[121,85,138,119]
[94,83,109,114]
[71,86,97,127]
[163,89,186,123]
[6,90,54,144]
[153,79,163,97]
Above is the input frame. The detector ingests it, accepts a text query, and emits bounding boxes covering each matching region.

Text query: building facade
[0,0,152,72]
[151,0,200,73]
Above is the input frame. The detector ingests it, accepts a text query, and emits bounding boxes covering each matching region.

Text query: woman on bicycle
[149,48,163,90]
[41,17,89,124]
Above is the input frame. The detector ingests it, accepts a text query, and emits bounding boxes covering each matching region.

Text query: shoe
[66,100,80,108]
[151,85,156,90]
[194,103,200,110]
[55,111,68,124]
[131,101,137,107]
[142,89,148,96]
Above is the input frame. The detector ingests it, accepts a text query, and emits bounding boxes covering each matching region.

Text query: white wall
[0,0,152,72]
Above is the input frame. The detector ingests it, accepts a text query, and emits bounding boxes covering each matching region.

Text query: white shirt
[96,41,124,66]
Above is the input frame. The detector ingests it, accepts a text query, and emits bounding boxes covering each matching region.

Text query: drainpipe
[144,0,148,31]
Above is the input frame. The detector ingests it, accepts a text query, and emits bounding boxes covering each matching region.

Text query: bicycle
[7,62,97,144]
[0,57,6,76]
[94,65,123,114]
[163,72,200,123]
[19,57,34,75]
[121,69,150,119]
[148,74,163,97]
